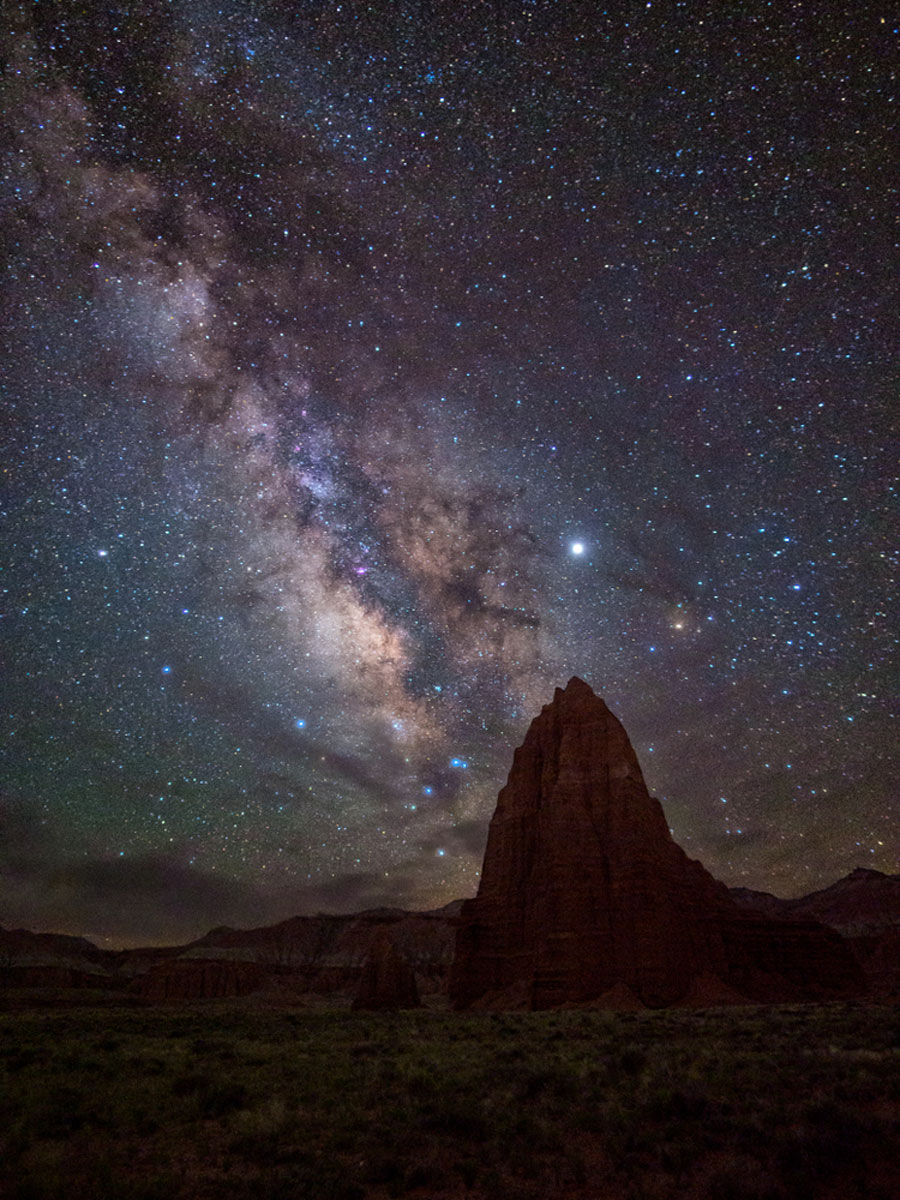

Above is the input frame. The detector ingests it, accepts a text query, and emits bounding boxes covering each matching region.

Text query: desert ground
[2,997,899,1200]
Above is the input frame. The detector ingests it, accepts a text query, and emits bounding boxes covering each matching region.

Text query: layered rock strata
[134,959,266,1001]
[449,677,864,1009]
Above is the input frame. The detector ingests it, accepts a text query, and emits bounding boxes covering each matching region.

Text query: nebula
[2,5,895,943]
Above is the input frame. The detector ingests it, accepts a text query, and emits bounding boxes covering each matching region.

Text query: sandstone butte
[449,677,864,1010]
[352,930,422,1011]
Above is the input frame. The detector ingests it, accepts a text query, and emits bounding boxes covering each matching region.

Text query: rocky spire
[449,678,864,1008]
[352,931,421,1011]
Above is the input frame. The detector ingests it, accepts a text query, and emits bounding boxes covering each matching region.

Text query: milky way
[2,2,896,944]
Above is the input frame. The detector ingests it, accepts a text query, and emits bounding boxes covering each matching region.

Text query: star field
[2,2,897,945]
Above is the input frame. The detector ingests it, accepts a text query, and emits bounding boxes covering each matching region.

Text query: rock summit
[449,678,863,1008]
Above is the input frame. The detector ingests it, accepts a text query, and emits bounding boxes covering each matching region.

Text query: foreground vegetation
[1,999,899,1199]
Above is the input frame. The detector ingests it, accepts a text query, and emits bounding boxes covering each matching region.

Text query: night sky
[3,2,897,946]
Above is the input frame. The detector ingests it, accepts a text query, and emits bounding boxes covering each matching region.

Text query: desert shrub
[249,1164,366,1200]
[2,1002,900,1199]
[695,1152,784,1200]
[613,1043,647,1075]
[775,1099,868,1186]
[170,1069,211,1096]
[421,1103,490,1141]
[197,1079,250,1117]
[92,1035,121,1052]
[32,1084,89,1137]
[644,1083,712,1121]
[517,1063,580,1101]
[2,1046,41,1071]
[228,1098,289,1160]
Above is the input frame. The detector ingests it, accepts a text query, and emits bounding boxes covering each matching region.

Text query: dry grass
[2,1000,899,1198]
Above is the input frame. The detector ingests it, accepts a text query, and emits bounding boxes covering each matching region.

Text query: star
[0,3,893,944]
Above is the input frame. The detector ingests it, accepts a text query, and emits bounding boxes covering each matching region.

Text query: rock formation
[196,905,455,997]
[352,931,421,1010]
[134,959,266,1002]
[1,906,457,1004]
[732,867,900,936]
[849,928,900,997]
[0,964,120,991]
[449,677,865,1009]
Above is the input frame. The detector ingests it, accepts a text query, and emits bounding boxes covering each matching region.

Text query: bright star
[570,541,585,556]
[295,718,307,729]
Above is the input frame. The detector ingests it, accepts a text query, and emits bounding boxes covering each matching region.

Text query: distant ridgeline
[3,681,899,1005]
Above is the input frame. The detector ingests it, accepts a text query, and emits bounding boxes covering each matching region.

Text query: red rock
[716,914,863,1002]
[191,908,455,997]
[133,959,266,1001]
[466,978,532,1011]
[681,973,749,1007]
[451,678,734,1008]
[732,868,900,937]
[450,677,866,1009]
[351,932,421,1010]
[582,982,647,1011]
[845,928,900,997]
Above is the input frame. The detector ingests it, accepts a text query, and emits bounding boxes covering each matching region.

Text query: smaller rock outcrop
[847,928,900,998]
[583,982,646,1011]
[681,974,749,1007]
[352,933,421,1011]
[133,959,266,1001]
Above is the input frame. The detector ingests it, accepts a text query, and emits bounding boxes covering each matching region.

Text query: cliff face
[449,678,865,1009]
[0,907,457,1003]
[133,959,266,1002]
[449,678,736,1008]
